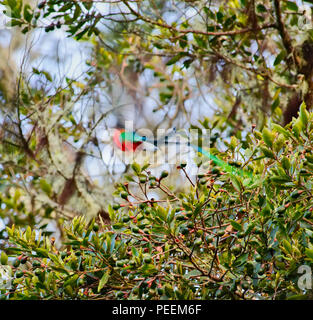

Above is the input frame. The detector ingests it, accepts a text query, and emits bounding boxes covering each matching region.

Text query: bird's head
[113,128,143,152]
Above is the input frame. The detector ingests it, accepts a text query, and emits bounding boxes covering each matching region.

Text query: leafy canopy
[3,104,313,300]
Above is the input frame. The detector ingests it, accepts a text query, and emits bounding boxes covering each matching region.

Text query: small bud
[160,170,169,179]
[38,1,46,9]
[120,191,128,199]
[113,204,120,210]
[13,258,20,268]
[211,167,220,175]
[93,223,100,232]
[216,196,223,203]
[139,176,147,183]
[149,181,157,188]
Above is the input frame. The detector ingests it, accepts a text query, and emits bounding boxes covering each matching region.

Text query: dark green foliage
[2,105,313,300]
[2,0,313,301]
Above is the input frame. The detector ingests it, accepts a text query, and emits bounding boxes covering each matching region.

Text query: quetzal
[112,127,253,180]
[112,127,187,167]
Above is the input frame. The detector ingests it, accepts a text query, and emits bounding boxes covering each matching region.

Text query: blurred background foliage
[1,0,313,299]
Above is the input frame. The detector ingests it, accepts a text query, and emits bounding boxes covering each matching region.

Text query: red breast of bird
[113,129,143,152]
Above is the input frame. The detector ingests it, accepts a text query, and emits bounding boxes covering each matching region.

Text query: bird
[112,127,253,180]
[112,127,185,168]
[113,128,143,152]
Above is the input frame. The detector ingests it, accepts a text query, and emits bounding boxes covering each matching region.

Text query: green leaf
[292,118,303,138]
[42,71,52,82]
[108,205,115,221]
[230,136,238,151]
[179,35,188,49]
[305,248,313,261]
[256,4,267,12]
[64,274,79,288]
[131,162,141,175]
[216,11,223,23]
[112,223,124,230]
[261,203,271,216]
[39,179,52,197]
[230,175,242,192]
[156,206,167,222]
[140,263,158,275]
[276,166,291,180]
[141,163,150,171]
[183,58,194,69]
[82,2,92,10]
[73,4,81,21]
[60,2,73,12]
[272,123,291,138]
[299,101,309,127]
[98,269,110,292]
[166,53,186,66]
[25,226,32,241]
[124,175,135,182]
[273,51,286,66]
[0,251,8,265]
[260,146,275,159]
[286,1,298,11]
[36,248,49,258]
[233,252,248,267]
[75,28,88,40]
[48,253,61,265]
[194,35,207,49]
[262,128,275,148]
[273,134,285,153]
[184,269,202,279]
[287,295,308,300]
[270,176,290,183]
[131,247,139,257]
[50,265,70,275]
[7,0,17,9]
[247,177,265,189]
[282,239,293,255]
[8,19,23,27]
[281,156,291,171]
[21,26,29,34]
[23,4,32,23]
[271,98,280,112]
[230,220,243,231]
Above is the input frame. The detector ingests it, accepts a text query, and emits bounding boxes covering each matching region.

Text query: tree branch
[273,0,298,70]
[122,0,276,37]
